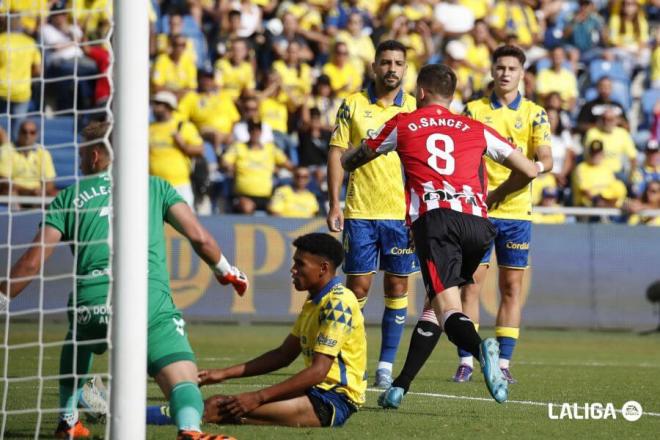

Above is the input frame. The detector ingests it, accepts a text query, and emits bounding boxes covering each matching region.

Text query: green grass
[1,322,659,439]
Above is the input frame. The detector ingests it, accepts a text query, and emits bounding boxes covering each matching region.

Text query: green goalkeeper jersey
[45,172,184,301]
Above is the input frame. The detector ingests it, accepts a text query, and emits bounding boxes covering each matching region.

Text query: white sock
[499,358,510,369]
[377,361,392,372]
[460,356,474,368]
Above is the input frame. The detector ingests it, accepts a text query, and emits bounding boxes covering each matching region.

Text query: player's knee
[346,275,371,298]
[384,274,408,296]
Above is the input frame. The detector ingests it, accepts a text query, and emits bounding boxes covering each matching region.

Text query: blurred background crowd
[0,0,658,224]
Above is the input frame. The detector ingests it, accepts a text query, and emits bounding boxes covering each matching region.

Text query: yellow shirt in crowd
[149,118,203,187]
[322,62,362,99]
[223,142,288,197]
[0,32,41,103]
[584,127,637,174]
[214,58,255,102]
[152,53,198,93]
[178,91,240,134]
[269,185,319,218]
[0,143,56,190]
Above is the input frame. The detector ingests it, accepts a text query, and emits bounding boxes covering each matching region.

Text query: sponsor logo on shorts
[76,305,111,325]
[77,306,91,325]
[390,246,414,255]
[547,401,642,421]
[505,241,529,250]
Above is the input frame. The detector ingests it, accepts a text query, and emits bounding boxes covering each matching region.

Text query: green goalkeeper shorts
[66,284,196,375]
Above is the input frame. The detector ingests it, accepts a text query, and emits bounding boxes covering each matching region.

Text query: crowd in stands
[0,0,658,225]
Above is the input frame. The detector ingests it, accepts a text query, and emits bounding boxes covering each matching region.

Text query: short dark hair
[417,64,457,99]
[492,45,526,66]
[375,39,407,59]
[292,233,343,269]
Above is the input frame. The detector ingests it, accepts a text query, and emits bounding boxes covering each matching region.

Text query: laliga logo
[548,401,642,421]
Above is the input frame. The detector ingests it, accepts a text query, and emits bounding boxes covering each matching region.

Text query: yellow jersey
[70,0,112,34]
[223,142,288,197]
[330,86,416,220]
[0,143,56,190]
[151,53,197,93]
[536,68,578,107]
[291,277,366,406]
[489,0,540,47]
[0,0,49,33]
[156,34,197,65]
[465,93,551,220]
[149,118,202,186]
[0,32,41,103]
[178,91,240,134]
[572,162,626,207]
[272,60,312,106]
[259,96,288,134]
[269,185,319,218]
[583,127,637,174]
[214,58,255,102]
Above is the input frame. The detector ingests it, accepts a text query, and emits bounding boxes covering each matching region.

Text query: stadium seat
[640,88,660,129]
[588,59,629,85]
[582,84,631,110]
[159,14,210,68]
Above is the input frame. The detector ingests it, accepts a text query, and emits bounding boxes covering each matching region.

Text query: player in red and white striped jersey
[342,63,538,404]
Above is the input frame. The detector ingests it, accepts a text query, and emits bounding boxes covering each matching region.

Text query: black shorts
[412,208,496,301]
[233,195,270,212]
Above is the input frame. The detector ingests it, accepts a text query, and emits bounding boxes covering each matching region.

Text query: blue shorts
[342,219,419,275]
[306,387,357,427]
[480,218,531,268]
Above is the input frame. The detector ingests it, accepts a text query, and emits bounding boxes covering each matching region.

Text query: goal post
[110,0,149,438]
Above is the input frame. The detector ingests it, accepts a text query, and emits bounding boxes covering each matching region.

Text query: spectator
[462,19,497,93]
[222,119,293,215]
[298,107,331,189]
[547,107,581,188]
[584,108,638,181]
[301,74,341,132]
[576,76,629,135]
[0,121,58,202]
[270,11,314,62]
[531,187,567,224]
[544,91,573,132]
[335,12,375,81]
[563,0,607,64]
[232,94,275,145]
[324,0,373,36]
[444,40,473,111]
[0,17,41,119]
[382,15,433,75]
[489,0,542,50]
[41,3,98,110]
[268,166,320,218]
[149,91,203,208]
[630,142,660,197]
[0,0,49,36]
[536,46,579,111]
[626,179,660,226]
[272,40,312,114]
[215,9,243,58]
[228,0,263,38]
[151,34,197,99]
[258,72,295,161]
[608,0,650,73]
[322,41,362,99]
[214,37,256,103]
[572,139,627,208]
[156,13,198,64]
[178,67,240,154]
[651,27,660,88]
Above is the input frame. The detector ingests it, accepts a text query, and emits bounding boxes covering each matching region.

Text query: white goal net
[0,2,114,438]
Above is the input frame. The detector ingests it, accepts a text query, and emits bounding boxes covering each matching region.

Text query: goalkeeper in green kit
[0,121,247,440]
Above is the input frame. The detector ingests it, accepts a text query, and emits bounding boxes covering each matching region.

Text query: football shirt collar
[311,276,342,304]
[490,91,522,110]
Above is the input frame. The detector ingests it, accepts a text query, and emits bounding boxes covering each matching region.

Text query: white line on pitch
[367,388,660,418]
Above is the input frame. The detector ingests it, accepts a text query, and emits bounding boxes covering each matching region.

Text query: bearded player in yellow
[379,45,552,409]
[326,40,418,389]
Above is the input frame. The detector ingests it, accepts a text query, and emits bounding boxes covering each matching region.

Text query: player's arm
[532,108,553,174]
[224,351,334,418]
[341,115,400,172]
[198,333,302,386]
[166,201,248,294]
[326,99,351,232]
[0,226,62,309]
[482,127,538,209]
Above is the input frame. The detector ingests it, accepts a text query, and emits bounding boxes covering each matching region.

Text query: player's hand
[225,391,263,418]
[326,205,344,232]
[486,189,505,210]
[203,394,237,424]
[198,368,227,386]
[216,266,249,296]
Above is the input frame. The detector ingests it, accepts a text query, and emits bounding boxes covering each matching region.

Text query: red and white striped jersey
[364,104,515,223]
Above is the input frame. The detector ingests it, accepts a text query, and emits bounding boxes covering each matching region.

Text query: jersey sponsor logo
[76,305,110,325]
[423,189,477,205]
[416,328,434,337]
[316,334,338,347]
[505,241,530,250]
[390,246,414,255]
[77,306,92,325]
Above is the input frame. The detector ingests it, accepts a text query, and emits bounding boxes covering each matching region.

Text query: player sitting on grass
[147,233,367,427]
[0,121,248,440]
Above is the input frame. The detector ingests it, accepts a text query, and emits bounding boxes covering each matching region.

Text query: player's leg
[204,395,321,427]
[375,220,418,388]
[493,219,531,383]
[342,219,379,310]
[153,360,205,433]
[454,263,489,382]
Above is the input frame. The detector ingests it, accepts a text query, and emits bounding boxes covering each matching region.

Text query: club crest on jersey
[484,116,493,124]
[363,110,373,118]
[515,117,523,130]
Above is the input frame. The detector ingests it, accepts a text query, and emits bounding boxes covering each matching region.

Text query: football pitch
[1,322,659,439]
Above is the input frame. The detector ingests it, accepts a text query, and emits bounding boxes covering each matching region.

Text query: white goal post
[110,0,149,439]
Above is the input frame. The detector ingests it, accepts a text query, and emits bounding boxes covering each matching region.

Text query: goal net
[0,2,114,438]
